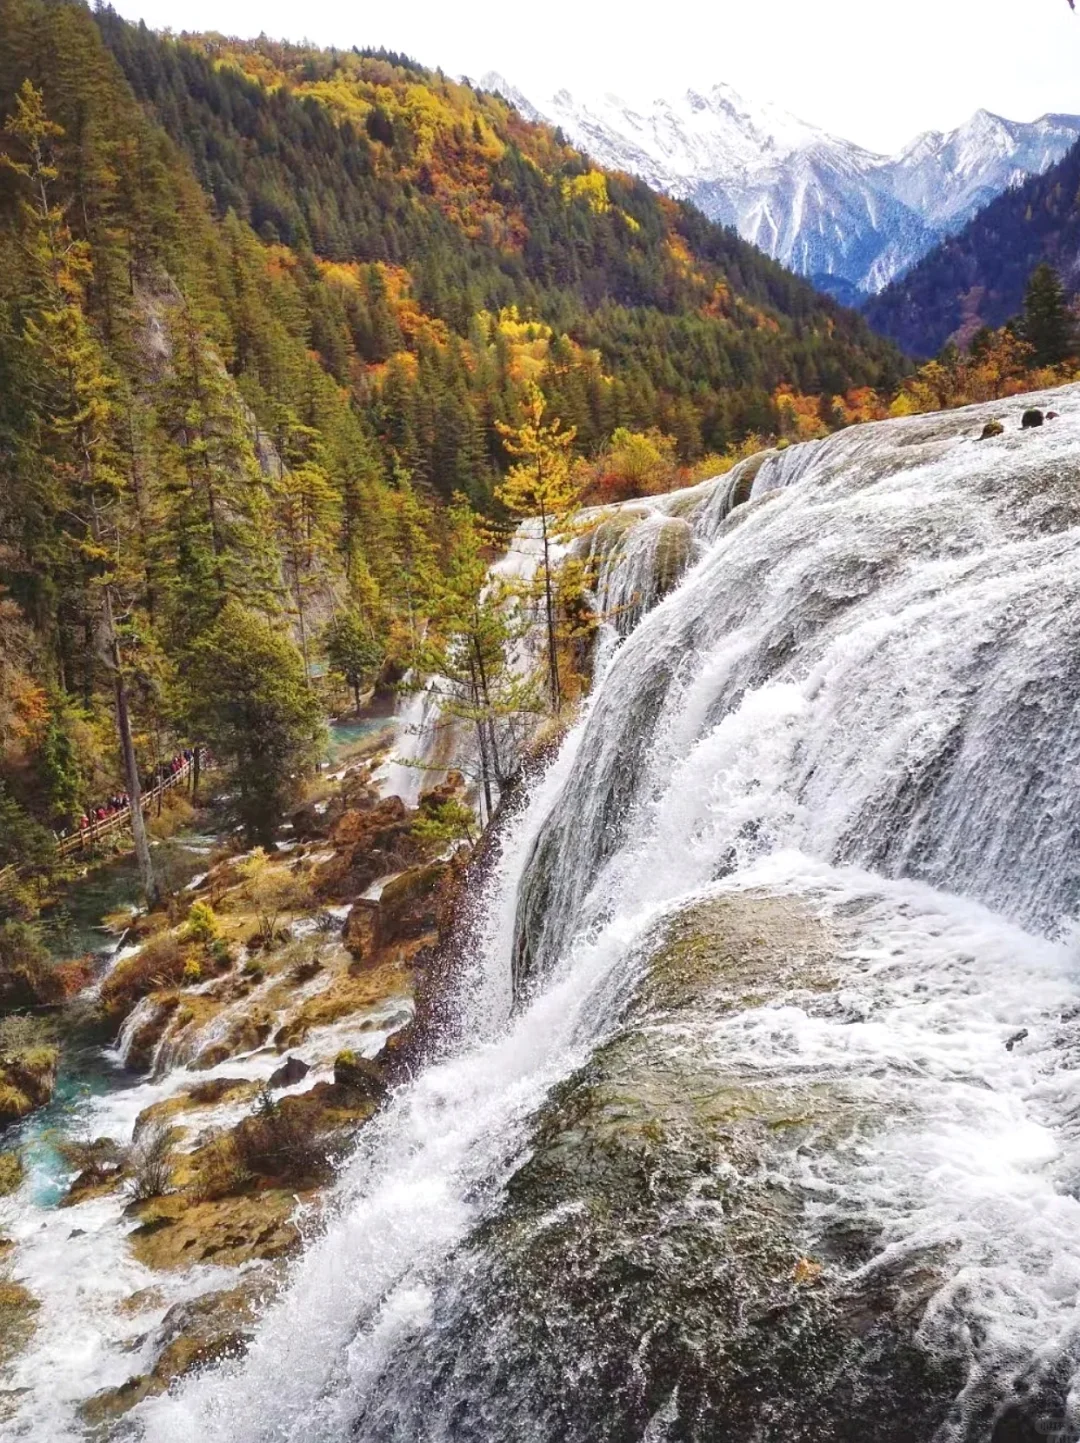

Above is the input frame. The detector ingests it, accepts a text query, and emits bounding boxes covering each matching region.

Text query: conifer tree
[3,81,157,899]
[1021,263,1075,367]
[496,384,578,713]
[323,608,382,710]
[184,601,324,844]
[419,497,533,818]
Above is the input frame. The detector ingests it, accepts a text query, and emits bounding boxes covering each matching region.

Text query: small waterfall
[52,385,1080,1442]
[112,995,163,1069]
[586,507,694,638]
[378,679,450,806]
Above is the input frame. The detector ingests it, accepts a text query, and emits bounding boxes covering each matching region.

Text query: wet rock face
[81,1273,273,1424]
[348,895,967,1443]
[315,796,425,901]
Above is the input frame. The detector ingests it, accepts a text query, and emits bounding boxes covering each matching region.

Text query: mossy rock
[127,1189,301,1271]
[0,1279,38,1371]
[348,892,964,1443]
[0,1151,23,1196]
[0,1045,58,1124]
[81,1273,274,1424]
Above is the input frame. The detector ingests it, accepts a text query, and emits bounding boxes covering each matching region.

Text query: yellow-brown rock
[127,1189,301,1271]
[81,1273,273,1424]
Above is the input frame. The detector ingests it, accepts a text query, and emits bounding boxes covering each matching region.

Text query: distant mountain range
[864,133,1080,357]
[484,74,1080,303]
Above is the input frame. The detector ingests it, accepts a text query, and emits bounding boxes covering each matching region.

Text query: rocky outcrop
[348,894,964,1442]
[81,1274,271,1424]
[0,1040,58,1127]
[313,795,426,901]
[0,1277,38,1373]
[342,860,452,965]
[127,1189,301,1271]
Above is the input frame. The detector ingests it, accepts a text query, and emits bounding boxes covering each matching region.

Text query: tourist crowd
[74,748,197,834]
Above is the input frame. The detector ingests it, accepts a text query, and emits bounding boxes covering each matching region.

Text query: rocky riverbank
[0,735,477,1424]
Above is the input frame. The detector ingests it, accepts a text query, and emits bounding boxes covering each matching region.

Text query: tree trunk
[89,495,158,905]
[192,745,201,803]
[540,507,561,713]
[114,662,158,906]
[104,588,158,906]
[468,654,494,823]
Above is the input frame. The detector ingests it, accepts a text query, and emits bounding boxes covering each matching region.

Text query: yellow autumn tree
[496,384,578,712]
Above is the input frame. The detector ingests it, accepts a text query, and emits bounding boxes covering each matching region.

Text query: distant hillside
[95,14,904,462]
[864,138,1080,358]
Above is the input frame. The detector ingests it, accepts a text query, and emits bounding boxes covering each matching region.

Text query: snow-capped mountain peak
[483,72,1080,298]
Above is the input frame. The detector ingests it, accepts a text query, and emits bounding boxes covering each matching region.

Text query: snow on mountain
[482,73,1080,298]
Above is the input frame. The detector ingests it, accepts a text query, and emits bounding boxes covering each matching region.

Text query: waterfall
[96,387,1080,1440]
[377,679,451,807]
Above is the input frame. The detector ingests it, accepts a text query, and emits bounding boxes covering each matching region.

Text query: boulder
[331,795,406,849]
[1022,408,1045,429]
[342,899,380,963]
[980,419,1005,439]
[333,1050,387,1101]
[377,862,451,945]
[314,793,427,901]
[289,802,330,841]
[127,1189,301,1271]
[267,1055,310,1089]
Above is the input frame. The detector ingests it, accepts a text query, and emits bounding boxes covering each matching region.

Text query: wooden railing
[0,754,201,894]
[60,758,197,857]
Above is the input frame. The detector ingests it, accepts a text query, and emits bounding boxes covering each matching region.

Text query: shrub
[0,1013,53,1058]
[187,1135,251,1202]
[181,958,203,985]
[237,851,313,948]
[182,901,220,944]
[56,1135,125,1180]
[209,938,233,968]
[0,922,61,1010]
[99,932,185,1017]
[126,1122,174,1201]
[232,1087,330,1184]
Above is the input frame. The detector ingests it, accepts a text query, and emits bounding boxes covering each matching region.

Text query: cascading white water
[14,387,1080,1441]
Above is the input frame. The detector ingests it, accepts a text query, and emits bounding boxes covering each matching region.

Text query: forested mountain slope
[95,13,903,460]
[0,0,905,872]
[865,137,1080,357]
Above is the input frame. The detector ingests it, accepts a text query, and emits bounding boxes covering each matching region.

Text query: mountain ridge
[484,74,1080,299]
[864,134,1080,357]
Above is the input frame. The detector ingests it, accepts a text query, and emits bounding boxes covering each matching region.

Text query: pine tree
[419,497,532,819]
[184,600,324,844]
[323,608,382,710]
[3,81,157,898]
[495,384,578,713]
[1020,264,1075,367]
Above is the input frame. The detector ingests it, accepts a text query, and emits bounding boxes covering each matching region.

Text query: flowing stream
[11,390,1080,1440]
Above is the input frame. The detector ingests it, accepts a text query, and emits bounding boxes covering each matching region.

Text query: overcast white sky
[109,0,1080,154]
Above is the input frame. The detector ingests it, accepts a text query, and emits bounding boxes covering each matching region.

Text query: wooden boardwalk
[0,756,198,894]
